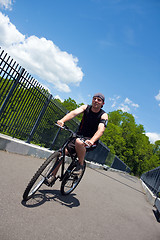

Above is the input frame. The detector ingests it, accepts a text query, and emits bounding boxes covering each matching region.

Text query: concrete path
[0,150,160,240]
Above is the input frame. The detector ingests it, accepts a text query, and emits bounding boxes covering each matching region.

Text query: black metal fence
[86,141,110,165]
[141,167,160,195]
[0,48,78,148]
[0,48,110,164]
[0,48,133,170]
[111,156,131,173]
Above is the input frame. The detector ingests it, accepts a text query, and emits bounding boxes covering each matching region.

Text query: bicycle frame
[22,124,88,200]
[51,124,79,182]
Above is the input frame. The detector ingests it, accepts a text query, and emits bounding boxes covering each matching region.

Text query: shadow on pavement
[21,189,80,208]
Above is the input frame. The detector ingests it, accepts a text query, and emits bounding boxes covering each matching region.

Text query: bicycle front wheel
[23,151,60,201]
[60,161,86,195]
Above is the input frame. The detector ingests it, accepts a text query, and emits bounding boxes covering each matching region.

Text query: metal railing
[0,48,78,149]
[111,155,131,173]
[0,48,132,170]
[141,167,160,195]
[0,48,110,165]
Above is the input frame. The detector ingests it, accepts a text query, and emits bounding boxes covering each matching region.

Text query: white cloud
[0,12,84,93]
[132,103,139,108]
[146,132,160,144]
[124,97,139,109]
[116,97,139,113]
[109,95,121,108]
[155,90,160,103]
[0,12,24,46]
[0,0,13,10]
[124,97,132,105]
[119,103,130,112]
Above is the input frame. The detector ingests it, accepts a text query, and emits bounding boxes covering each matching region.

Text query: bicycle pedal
[44,177,57,187]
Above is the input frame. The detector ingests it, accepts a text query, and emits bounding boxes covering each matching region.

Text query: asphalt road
[0,150,160,240]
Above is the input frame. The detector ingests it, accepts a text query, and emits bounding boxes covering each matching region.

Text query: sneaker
[73,163,84,176]
[46,174,56,185]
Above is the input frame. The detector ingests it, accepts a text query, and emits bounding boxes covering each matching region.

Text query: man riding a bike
[47,93,108,184]
[23,93,108,200]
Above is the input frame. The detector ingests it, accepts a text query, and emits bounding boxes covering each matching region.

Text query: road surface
[0,150,160,240]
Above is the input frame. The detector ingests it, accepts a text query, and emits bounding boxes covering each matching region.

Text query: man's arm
[85,113,108,146]
[57,104,87,127]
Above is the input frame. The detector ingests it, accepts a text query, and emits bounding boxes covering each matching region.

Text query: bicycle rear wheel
[23,151,60,201]
[60,161,86,195]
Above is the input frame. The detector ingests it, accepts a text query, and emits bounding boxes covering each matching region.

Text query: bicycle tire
[60,161,86,195]
[23,151,60,201]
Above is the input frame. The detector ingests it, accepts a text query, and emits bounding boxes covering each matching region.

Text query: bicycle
[23,124,88,201]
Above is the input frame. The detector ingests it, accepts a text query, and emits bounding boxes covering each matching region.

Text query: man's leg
[48,148,69,178]
[75,138,86,166]
[46,154,62,184]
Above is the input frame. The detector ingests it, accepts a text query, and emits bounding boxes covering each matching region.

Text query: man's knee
[75,138,84,147]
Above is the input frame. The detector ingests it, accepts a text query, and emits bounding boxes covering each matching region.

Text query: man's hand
[85,139,94,147]
[57,120,64,127]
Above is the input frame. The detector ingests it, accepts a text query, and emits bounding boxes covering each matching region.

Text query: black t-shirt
[77,105,105,138]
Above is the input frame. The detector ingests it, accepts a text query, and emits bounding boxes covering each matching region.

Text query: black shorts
[67,137,97,157]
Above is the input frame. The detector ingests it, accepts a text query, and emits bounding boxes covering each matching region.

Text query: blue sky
[0,0,160,143]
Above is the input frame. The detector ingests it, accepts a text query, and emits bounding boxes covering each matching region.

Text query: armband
[99,119,108,128]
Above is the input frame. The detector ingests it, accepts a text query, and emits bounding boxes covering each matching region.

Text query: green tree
[62,97,78,111]
[101,110,159,176]
[154,140,160,157]
[62,97,84,121]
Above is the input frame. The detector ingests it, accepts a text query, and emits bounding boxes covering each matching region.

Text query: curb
[0,133,104,170]
[0,133,53,159]
[141,180,156,206]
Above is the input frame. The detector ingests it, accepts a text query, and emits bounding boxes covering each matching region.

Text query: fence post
[49,110,69,149]
[26,94,52,143]
[0,68,25,116]
[49,127,61,150]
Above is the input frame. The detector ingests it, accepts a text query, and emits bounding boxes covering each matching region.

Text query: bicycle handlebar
[55,123,90,147]
[55,123,74,134]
